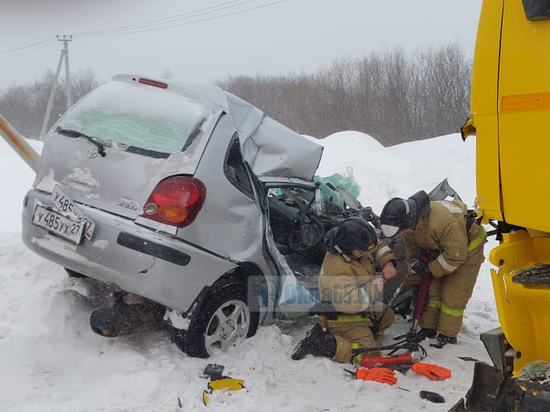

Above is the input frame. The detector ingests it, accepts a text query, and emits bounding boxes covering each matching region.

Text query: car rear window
[56,81,211,154]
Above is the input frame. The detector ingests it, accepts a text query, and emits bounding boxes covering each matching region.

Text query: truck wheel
[176,278,259,358]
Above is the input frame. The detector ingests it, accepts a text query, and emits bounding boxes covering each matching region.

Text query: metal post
[39,48,64,141]
[61,35,72,109]
[39,35,72,141]
[0,113,40,172]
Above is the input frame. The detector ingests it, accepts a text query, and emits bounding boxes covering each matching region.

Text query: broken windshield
[55,81,212,155]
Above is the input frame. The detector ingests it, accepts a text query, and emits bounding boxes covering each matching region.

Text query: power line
[0,36,56,57]
[0,39,58,62]
[0,0,268,55]
[75,0,246,37]
[0,0,287,63]
[76,0,287,38]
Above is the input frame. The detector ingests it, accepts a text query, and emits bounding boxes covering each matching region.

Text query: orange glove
[356,367,397,385]
[411,362,452,381]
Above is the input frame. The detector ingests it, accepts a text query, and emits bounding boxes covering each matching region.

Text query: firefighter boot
[414,328,437,341]
[430,333,458,349]
[291,324,337,360]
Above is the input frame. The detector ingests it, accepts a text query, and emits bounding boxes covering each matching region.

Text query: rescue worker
[379,191,486,348]
[291,217,398,363]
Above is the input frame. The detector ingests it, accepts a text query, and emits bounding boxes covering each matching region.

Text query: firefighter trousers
[419,245,484,337]
[324,302,395,363]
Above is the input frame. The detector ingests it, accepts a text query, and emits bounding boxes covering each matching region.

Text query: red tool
[409,260,433,334]
[360,351,425,369]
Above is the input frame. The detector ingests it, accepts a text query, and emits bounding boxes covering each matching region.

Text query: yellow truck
[457,0,550,410]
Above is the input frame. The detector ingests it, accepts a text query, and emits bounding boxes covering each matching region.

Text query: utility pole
[62,35,72,109]
[40,35,73,141]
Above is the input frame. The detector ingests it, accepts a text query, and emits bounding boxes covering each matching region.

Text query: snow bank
[0,131,498,412]
[317,131,477,213]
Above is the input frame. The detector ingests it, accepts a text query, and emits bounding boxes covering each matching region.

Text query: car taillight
[142,177,206,228]
[138,78,168,89]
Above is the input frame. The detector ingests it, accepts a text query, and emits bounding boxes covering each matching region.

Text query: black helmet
[325,217,377,254]
[380,191,430,238]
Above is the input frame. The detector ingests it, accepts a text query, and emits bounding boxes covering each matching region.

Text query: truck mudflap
[450,327,550,411]
[450,362,521,411]
[450,362,550,412]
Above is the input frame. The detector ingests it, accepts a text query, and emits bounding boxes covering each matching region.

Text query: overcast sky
[0,0,482,90]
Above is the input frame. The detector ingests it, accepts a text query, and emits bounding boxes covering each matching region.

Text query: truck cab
[459,0,550,410]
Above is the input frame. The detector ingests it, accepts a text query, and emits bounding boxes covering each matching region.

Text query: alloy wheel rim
[204,299,250,356]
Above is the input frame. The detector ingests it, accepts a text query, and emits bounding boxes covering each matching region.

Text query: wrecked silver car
[21,74,410,358]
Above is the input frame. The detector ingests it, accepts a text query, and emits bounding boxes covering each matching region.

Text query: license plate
[32,205,85,244]
[51,185,95,240]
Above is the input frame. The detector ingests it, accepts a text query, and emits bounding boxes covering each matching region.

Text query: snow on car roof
[114,74,324,181]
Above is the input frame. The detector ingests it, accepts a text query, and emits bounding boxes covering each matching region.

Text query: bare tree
[0,69,101,139]
[219,43,472,145]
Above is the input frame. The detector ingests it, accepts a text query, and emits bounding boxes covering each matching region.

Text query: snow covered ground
[0,132,499,412]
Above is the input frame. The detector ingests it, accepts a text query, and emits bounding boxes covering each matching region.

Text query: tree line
[0,70,101,140]
[0,43,471,145]
[219,43,472,145]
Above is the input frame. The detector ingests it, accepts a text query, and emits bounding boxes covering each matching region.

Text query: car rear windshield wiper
[56,127,107,157]
[181,117,206,152]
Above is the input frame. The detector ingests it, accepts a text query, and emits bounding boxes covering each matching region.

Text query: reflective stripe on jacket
[403,200,485,277]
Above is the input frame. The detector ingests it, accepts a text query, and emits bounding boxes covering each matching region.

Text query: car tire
[175,277,260,358]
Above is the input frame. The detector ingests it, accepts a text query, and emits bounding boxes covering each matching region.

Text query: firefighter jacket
[318,242,396,314]
[403,200,485,277]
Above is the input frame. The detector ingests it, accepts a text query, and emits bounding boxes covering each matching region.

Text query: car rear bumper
[21,189,237,313]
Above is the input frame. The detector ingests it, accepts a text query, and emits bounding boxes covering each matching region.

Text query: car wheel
[176,278,259,358]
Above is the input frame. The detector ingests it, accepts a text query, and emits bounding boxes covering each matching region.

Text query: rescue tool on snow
[348,337,428,386]
[359,351,425,370]
[201,364,245,406]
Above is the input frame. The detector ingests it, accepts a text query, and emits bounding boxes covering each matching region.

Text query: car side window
[224,133,254,198]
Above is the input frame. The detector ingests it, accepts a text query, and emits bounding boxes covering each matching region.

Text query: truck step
[513,264,550,285]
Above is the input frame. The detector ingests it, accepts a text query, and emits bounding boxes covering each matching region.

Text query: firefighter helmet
[325,217,377,254]
[380,191,430,238]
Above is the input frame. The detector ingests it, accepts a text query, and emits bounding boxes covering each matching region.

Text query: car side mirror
[523,0,550,21]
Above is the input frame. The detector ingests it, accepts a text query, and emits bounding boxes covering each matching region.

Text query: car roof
[113,74,324,181]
